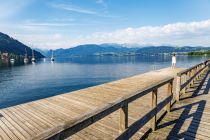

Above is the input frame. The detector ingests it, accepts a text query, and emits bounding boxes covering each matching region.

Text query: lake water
[0,55,208,108]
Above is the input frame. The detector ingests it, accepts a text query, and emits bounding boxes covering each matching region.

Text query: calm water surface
[0,55,208,108]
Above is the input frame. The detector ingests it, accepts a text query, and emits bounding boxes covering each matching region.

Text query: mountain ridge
[37,44,210,57]
[0,32,44,58]
[1,32,209,58]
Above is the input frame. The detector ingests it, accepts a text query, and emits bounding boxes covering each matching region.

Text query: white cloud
[0,0,32,19]
[23,22,83,27]
[67,19,210,47]
[51,3,97,15]
[95,0,107,7]
[14,34,72,49]
[2,19,210,49]
[14,19,87,30]
[51,18,75,22]
[50,2,111,17]
[96,0,104,4]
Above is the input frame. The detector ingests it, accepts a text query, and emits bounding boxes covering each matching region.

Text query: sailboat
[31,50,36,63]
[51,50,54,62]
[10,57,15,64]
[24,48,29,64]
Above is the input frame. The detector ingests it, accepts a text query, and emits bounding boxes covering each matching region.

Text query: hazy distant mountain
[41,44,210,57]
[0,32,209,58]
[0,32,44,58]
[43,44,139,57]
[136,46,210,54]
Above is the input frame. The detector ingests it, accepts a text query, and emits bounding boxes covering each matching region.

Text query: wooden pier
[0,60,209,140]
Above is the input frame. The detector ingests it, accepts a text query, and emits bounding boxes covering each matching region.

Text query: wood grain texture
[146,66,210,140]
[0,67,189,140]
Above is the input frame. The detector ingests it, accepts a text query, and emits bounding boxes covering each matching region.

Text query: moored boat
[31,50,36,63]
[24,48,29,64]
[10,58,15,64]
[51,50,54,62]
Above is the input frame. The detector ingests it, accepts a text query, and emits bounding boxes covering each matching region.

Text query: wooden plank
[0,119,19,140]
[0,113,26,140]
[0,124,11,140]
[60,93,108,110]
[19,104,57,127]
[8,107,42,134]
[15,105,51,130]
[0,67,186,140]
[49,77,174,139]
[3,109,34,137]
[27,102,66,122]
[33,101,73,120]
[146,68,210,140]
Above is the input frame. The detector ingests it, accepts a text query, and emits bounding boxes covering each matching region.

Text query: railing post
[197,65,201,79]
[166,81,173,112]
[193,67,196,83]
[189,70,192,86]
[151,89,157,131]
[195,66,199,80]
[187,71,190,87]
[183,74,187,94]
[190,69,194,86]
[176,75,181,102]
[207,61,210,70]
[119,103,128,132]
[188,70,191,86]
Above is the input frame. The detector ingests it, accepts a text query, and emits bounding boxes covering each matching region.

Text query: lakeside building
[0,53,9,60]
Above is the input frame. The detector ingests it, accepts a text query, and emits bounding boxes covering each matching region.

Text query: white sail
[31,50,36,63]
[51,50,54,61]
[24,48,29,64]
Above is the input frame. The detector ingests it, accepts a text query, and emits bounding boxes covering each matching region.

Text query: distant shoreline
[187,50,210,56]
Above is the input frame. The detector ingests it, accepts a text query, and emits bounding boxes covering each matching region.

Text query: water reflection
[0,55,209,109]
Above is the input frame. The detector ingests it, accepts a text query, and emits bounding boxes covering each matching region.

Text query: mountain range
[0,32,44,58]
[38,44,210,57]
[0,32,209,58]
[136,46,210,54]
[38,44,139,57]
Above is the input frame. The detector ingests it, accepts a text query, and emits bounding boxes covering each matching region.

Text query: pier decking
[146,69,210,139]
[0,60,209,140]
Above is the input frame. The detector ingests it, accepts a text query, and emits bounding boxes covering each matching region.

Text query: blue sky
[1,0,210,49]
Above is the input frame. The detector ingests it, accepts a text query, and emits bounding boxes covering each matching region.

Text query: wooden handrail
[175,59,210,101]
[48,59,210,139]
[117,86,173,140]
[177,63,202,76]
[49,77,174,139]
[177,59,210,76]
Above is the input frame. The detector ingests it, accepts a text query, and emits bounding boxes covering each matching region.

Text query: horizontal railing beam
[48,59,210,140]
[48,77,174,140]
[177,58,210,77]
[175,59,210,102]
[125,77,173,104]
[180,65,207,90]
[116,94,173,140]
[177,63,204,76]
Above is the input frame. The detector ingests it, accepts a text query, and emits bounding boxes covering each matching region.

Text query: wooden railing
[49,59,210,140]
[175,59,210,101]
[49,77,174,140]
